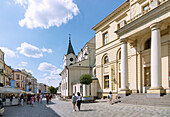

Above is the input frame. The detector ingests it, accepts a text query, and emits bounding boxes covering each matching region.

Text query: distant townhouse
[0,50,4,86]
[4,64,13,86]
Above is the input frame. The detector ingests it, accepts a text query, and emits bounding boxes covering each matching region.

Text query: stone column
[150,22,162,90]
[147,22,165,97]
[119,39,131,96]
[121,40,129,91]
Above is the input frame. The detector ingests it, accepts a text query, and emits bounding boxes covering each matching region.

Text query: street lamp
[84,47,91,95]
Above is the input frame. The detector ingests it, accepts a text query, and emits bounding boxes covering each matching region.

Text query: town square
[0,0,170,116]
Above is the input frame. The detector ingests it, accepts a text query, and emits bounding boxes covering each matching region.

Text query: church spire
[67,34,75,55]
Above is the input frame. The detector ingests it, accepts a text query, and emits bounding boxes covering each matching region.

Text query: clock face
[70,58,73,61]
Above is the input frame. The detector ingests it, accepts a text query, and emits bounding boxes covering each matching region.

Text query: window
[143,3,149,12]
[144,38,151,50]
[70,58,73,61]
[144,67,151,86]
[104,56,109,64]
[103,32,108,45]
[104,76,109,89]
[16,74,20,80]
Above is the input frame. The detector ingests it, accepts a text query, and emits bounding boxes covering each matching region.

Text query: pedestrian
[72,93,77,112]
[37,94,40,103]
[40,94,42,103]
[34,95,36,102]
[49,95,52,103]
[20,94,24,106]
[76,92,82,111]
[46,94,49,104]
[31,96,34,107]
[108,91,112,104]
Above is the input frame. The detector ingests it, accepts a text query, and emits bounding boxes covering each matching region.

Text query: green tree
[80,74,92,96]
[80,74,92,85]
[49,86,57,94]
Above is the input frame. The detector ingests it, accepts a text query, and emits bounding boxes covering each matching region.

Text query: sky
[0,0,126,87]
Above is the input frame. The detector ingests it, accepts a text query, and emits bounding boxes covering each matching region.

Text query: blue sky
[0,0,125,87]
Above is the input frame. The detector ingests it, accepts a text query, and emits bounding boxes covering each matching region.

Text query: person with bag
[72,93,77,112]
[76,92,82,111]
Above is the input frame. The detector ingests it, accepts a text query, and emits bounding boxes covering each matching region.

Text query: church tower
[64,34,76,67]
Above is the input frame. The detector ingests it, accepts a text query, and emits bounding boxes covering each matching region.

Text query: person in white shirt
[108,91,112,104]
[40,94,42,103]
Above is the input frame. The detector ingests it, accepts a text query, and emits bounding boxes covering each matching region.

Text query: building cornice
[92,0,130,31]
[115,0,170,37]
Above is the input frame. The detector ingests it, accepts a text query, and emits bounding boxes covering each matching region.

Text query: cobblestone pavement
[3,99,170,117]
[46,99,170,117]
[3,99,60,117]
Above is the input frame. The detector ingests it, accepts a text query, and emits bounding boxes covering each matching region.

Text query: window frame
[104,75,109,89]
[103,32,108,46]
[104,56,109,64]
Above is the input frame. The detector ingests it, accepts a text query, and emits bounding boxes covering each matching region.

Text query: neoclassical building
[93,0,170,98]
[60,36,96,97]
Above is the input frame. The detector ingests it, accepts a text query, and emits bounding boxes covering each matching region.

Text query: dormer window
[103,32,108,45]
[142,3,150,12]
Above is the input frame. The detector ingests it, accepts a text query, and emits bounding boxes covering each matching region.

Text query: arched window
[119,51,121,60]
[144,38,151,50]
[104,56,109,64]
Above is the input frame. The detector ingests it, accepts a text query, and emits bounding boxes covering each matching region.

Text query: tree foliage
[80,74,92,85]
[49,86,57,94]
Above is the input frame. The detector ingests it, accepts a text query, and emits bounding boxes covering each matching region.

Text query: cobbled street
[4,98,170,117]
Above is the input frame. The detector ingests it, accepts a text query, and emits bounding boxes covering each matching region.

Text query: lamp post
[84,47,91,95]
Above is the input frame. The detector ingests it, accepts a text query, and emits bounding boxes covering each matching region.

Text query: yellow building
[92,0,170,98]
[4,64,13,86]
[0,50,4,86]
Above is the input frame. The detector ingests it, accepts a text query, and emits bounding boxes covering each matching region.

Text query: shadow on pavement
[79,109,95,112]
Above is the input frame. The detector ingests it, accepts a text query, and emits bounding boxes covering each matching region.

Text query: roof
[66,35,75,55]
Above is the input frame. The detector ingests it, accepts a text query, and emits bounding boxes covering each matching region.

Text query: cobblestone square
[4,99,170,117]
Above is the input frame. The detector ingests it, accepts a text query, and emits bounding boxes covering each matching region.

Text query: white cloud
[38,62,62,87]
[41,48,52,53]
[17,42,43,58]
[50,69,62,76]
[17,42,52,58]
[18,61,28,67]
[0,47,16,58]
[16,0,79,29]
[38,62,56,72]
[43,73,47,77]
[14,0,27,8]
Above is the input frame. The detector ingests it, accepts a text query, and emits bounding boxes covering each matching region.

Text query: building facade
[93,0,170,98]
[4,64,13,86]
[60,36,96,97]
[13,69,27,91]
[0,50,4,86]
[31,77,37,93]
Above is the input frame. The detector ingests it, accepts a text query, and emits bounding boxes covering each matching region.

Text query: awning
[0,86,22,94]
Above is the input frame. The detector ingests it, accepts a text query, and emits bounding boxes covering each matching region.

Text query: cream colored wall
[68,68,89,96]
